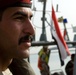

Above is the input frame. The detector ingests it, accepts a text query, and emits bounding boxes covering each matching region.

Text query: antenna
[38,0,44,2]
[56,4,58,12]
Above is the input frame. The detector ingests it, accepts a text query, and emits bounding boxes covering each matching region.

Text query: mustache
[19,35,33,45]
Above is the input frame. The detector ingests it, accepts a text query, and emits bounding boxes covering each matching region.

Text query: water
[29,48,75,75]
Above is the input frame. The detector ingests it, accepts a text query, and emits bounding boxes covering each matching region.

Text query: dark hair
[53,72,59,75]
[71,54,75,59]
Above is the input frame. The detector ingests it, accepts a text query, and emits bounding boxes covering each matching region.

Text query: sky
[31,0,76,42]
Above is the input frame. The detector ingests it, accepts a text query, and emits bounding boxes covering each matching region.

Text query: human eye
[29,15,33,20]
[14,16,25,21]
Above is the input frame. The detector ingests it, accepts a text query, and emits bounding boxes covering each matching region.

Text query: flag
[51,6,71,60]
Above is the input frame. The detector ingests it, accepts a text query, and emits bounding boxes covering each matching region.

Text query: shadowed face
[0,7,34,59]
[43,46,48,52]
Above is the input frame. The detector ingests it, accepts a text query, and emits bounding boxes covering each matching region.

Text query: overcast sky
[31,0,76,41]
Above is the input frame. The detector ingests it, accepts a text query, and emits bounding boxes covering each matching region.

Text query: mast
[40,0,47,41]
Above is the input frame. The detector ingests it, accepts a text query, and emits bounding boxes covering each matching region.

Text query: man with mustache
[0,0,35,75]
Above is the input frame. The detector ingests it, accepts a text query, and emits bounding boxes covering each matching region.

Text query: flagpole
[63,21,70,41]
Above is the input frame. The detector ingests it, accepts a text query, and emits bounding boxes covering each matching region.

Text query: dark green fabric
[8,59,36,75]
[0,72,3,75]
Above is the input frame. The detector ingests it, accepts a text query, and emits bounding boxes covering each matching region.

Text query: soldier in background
[38,46,51,75]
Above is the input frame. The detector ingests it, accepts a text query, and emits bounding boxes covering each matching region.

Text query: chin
[17,50,30,59]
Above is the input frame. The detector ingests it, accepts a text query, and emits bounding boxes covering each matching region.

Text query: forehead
[3,7,32,16]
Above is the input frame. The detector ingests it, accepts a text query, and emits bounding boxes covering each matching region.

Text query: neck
[0,48,13,71]
[0,57,12,71]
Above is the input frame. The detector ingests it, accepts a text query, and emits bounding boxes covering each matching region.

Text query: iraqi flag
[51,6,71,60]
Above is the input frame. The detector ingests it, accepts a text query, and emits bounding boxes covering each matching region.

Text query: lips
[19,35,33,45]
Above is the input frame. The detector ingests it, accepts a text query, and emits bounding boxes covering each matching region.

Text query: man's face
[0,7,34,58]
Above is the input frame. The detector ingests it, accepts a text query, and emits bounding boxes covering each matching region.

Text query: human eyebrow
[12,11,27,17]
[12,11,33,19]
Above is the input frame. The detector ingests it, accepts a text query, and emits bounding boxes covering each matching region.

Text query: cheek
[0,22,21,46]
[8,25,21,45]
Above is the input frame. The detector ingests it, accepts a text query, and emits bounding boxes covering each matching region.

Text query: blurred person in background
[65,54,75,75]
[38,46,51,75]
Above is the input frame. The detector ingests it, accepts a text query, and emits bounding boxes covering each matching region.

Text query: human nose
[23,19,35,35]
